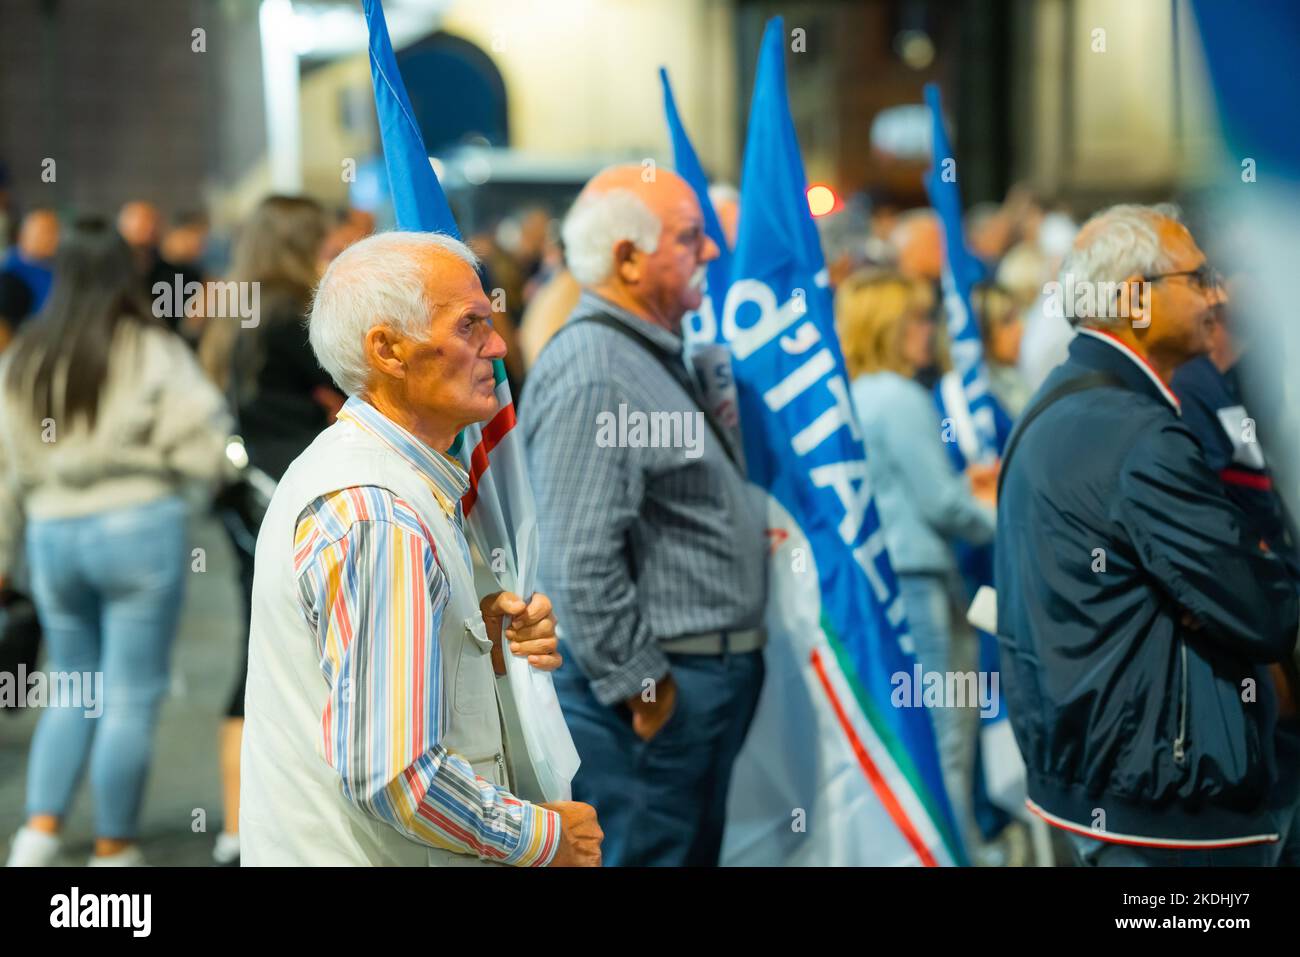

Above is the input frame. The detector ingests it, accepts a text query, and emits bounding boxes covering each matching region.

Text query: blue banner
[924,83,999,462]
[718,18,964,864]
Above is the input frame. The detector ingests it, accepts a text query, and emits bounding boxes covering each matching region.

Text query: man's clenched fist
[542,801,603,867]
[481,590,562,675]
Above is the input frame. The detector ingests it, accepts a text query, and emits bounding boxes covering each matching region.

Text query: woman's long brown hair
[198,195,326,396]
[4,217,156,430]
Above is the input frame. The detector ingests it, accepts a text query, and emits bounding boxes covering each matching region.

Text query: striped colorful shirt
[291,396,559,866]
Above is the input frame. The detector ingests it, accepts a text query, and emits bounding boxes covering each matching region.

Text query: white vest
[240,418,521,866]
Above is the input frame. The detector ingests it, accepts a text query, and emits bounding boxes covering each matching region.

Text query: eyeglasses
[1144,263,1223,293]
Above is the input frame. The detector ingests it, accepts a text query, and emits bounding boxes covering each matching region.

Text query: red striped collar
[1221,467,1272,491]
[1076,327,1182,414]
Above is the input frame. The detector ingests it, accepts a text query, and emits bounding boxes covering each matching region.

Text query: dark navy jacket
[996,328,1299,846]
[1171,355,1300,583]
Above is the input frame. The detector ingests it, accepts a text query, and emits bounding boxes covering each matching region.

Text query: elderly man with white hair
[239,231,602,866]
[520,165,768,866]
[995,203,1300,866]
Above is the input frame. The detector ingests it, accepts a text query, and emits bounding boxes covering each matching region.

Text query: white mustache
[688,264,708,290]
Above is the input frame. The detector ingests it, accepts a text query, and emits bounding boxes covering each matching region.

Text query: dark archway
[395,32,508,152]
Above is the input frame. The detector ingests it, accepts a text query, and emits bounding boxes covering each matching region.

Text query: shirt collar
[1075,327,1182,414]
[337,396,469,521]
[574,289,685,356]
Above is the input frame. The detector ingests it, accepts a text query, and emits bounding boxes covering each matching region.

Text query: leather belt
[660,628,766,656]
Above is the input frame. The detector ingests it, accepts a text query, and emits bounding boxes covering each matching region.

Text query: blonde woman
[836,269,996,849]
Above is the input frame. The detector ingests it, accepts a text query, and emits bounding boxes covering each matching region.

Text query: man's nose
[485,325,508,360]
[700,234,721,264]
[1207,281,1228,308]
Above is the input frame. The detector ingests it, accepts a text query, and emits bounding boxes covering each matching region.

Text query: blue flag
[1192,1,1300,180]
[924,83,999,463]
[659,67,732,347]
[717,18,965,866]
[923,84,1025,834]
[364,0,459,237]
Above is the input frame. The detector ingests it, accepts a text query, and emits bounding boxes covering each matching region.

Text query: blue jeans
[552,643,764,866]
[23,496,188,839]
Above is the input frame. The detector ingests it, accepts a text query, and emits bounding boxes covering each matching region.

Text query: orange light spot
[807,184,837,217]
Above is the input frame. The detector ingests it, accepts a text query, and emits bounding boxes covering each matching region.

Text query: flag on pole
[923,82,1026,828]
[363,0,578,802]
[709,18,965,866]
[659,67,732,346]
[659,66,743,434]
[924,82,1000,464]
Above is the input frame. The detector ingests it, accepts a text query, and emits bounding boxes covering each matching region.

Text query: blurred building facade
[0,0,1227,236]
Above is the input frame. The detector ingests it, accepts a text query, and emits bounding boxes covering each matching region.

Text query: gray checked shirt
[519,291,768,706]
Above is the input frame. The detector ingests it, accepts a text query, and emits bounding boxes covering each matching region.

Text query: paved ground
[0,514,241,867]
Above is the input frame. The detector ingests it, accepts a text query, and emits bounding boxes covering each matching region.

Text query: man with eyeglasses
[995,203,1300,865]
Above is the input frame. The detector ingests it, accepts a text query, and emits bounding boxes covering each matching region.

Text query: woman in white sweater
[1,219,233,866]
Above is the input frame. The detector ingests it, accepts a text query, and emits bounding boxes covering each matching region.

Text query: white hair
[889,206,938,246]
[707,182,739,208]
[1057,203,1182,328]
[561,188,661,286]
[308,230,479,396]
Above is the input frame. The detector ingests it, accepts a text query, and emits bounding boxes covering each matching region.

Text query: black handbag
[212,438,276,558]
[212,338,278,560]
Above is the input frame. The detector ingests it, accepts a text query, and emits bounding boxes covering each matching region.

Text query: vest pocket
[453,613,496,717]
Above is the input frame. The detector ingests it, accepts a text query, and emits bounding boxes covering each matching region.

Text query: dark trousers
[552,644,765,866]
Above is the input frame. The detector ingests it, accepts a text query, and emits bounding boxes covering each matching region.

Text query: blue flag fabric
[364,0,459,237]
[924,84,1026,833]
[714,18,965,865]
[659,67,732,328]
[1191,2,1300,181]
[1187,3,1300,623]
[924,83,1000,463]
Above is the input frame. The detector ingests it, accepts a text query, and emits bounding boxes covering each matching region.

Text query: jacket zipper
[1173,640,1188,765]
[495,752,506,783]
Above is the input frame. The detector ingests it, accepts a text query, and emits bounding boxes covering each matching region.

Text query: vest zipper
[1173,640,1188,765]
[495,751,506,783]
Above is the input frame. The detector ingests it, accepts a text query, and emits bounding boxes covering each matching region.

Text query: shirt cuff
[588,640,671,707]
[503,803,562,867]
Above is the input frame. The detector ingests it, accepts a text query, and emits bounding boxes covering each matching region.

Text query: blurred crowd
[0,164,1296,868]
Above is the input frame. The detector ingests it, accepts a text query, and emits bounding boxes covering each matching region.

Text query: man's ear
[613,238,641,285]
[364,325,408,380]
[1116,271,1147,323]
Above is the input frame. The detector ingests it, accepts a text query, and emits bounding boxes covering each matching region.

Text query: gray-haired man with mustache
[521,165,769,866]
